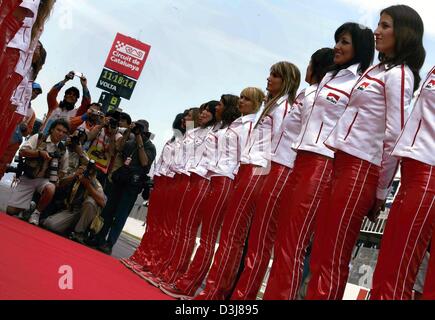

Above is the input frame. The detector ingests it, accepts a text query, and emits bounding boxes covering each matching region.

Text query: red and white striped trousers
[195,164,268,300]
[231,162,294,300]
[263,152,333,300]
[306,151,379,300]
[371,158,435,300]
[175,175,234,296]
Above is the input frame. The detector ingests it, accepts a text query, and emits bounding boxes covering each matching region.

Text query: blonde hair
[260,61,301,121]
[31,0,56,42]
[240,87,265,113]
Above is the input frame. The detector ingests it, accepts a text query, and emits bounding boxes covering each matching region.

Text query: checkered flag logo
[114,40,145,61]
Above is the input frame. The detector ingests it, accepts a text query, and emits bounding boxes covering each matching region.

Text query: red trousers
[231,162,294,300]
[0,112,23,159]
[146,173,191,275]
[195,164,267,300]
[159,173,211,283]
[371,158,435,300]
[175,176,234,296]
[263,152,333,300]
[306,151,379,300]
[0,47,22,106]
[0,1,22,26]
[0,141,20,180]
[129,175,169,266]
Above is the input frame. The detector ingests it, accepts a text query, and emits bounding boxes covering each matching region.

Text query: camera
[70,128,87,146]
[131,124,144,136]
[48,150,62,159]
[83,159,96,178]
[5,156,25,178]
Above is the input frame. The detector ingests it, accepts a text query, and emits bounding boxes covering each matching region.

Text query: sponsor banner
[96,68,137,100]
[104,33,151,79]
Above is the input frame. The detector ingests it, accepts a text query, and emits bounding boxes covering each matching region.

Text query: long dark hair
[202,100,219,128]
[220,94,241,128]
[330,22,375,76]
[379,5,425,91]
[171,113,186,142]
[310,48,335,84]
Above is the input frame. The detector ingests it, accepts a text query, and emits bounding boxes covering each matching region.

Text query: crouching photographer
[93,119,156,255]
[41,159,106,241]
[6,119,70,225]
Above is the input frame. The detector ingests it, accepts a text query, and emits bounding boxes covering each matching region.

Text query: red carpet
[0,213,172,300]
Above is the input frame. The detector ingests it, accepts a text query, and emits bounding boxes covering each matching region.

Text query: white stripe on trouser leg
[333,163,371,300]
[392,167,433,299]
[168,179,209,282]
[185,178,232,293]
[208,172,262,299]
[328,161,363,300]
[400,196,435,299]
[289,160,330,299]
[244,167,290,299]
[163,178,191,270]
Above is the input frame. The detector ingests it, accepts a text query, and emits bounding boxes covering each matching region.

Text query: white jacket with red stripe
[271,89,308,168]
[325,63,414,199]
[241,95,290,168]
[208,113,256,179]
[392,66,435,166]
[154,139,176,178]
[293,64,360,158]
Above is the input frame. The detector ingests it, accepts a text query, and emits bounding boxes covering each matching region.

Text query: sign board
[98,91,121,113]
[104,33,151,80]
[96,68,136,100]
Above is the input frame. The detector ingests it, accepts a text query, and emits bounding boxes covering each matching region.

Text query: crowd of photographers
[3,71,156,255]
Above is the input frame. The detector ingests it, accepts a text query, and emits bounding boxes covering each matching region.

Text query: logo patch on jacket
[426,79,435,89]
[326,92,340,104]
[357,82,370,91]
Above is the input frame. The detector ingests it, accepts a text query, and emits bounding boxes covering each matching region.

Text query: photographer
[41,160,106,238]
[0,82,41,180]
[86,110,123,185]
[41,71,91,135]
[70,102,105,134]
[6,119,70,226]
[95,119,156,255]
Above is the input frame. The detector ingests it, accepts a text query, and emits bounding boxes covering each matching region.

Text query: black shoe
[98,242,113,255]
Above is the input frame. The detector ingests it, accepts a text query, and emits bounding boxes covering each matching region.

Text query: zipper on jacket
[344,112,358,141]
[315,122,324,144]
[411,119,422,147]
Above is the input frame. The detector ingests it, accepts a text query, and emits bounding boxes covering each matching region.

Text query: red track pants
[262,152,333,300]
[306,151,379,300]
[159,173,211,283]
[174,176,234,296]
[0,112,23,159]
[231,162,294,300]
[129,175,169,266]
[423,235,435,299]
[371,158,435,300]
[195,164,268,300]
[145,174,191,274]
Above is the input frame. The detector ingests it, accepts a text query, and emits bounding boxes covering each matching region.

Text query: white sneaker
[28,213,40,226]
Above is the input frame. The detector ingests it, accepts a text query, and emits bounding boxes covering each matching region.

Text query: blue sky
[34,0,435,154]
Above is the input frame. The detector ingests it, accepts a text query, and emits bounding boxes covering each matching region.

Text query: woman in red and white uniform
[195,61,301,300]
[306,5,425,300]
[231,48,335,300]
[370,66,434,300]
[263,23,375,300]
[122,112,186,270]
[158,94,244,294]
[159,89,264,299]
[141,103,217,284]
